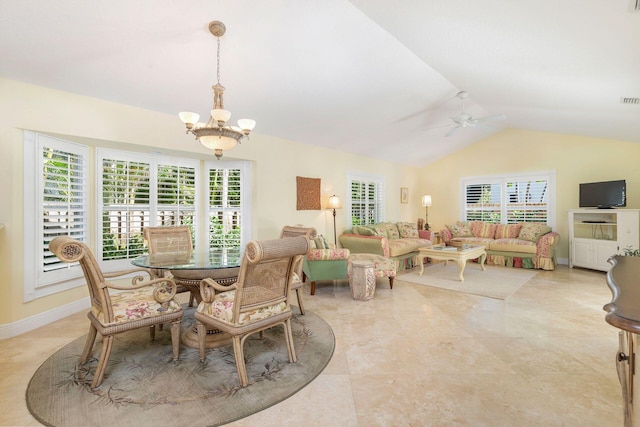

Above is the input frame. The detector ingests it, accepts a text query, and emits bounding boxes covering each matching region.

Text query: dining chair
[143,225,195,306]
[49,236,183,388]
[195,236,310,387]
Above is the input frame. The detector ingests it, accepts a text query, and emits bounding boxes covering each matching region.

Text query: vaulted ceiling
[1,0,638,166]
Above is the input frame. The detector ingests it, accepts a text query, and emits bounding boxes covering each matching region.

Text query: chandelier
[179,21,256,159]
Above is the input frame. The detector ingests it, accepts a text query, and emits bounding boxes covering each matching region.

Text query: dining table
[131,248,242,349]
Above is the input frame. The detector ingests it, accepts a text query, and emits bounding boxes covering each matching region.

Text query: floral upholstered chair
[195,236,310,387]
[303,235,351,295]
[49,236,183,388]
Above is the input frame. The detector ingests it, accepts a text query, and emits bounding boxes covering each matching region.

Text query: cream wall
[0,78,421,332]
[419,128,640,261]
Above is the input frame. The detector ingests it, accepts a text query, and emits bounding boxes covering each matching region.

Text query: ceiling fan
[433,91,506,137]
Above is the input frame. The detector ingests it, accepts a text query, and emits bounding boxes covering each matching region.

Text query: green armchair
[302,243,351,295]
[280,225,351,296]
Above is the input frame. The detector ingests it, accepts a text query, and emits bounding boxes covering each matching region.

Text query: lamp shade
[179,111,200,125]
[421,195,432,207]
[328,195,342,209]
[212,108,232,123]
[238,119,256,132]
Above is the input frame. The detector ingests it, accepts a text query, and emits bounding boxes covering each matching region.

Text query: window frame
[23,131,91,301]
[96,148,202,271]
[460,171,556,229]
[347,172,385,227]
[205,159,252,254]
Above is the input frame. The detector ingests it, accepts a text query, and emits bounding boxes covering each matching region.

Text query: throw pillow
[469,221,497,239]
[374,222,400,240]
[446,221,473,237]
[518,223,552,242]
[385,223,401,240]
[494,223,522,239]
[314,235,330,249]
[397,222,419,238]
[354,225,377,236]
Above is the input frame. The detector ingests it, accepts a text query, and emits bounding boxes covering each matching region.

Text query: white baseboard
[0,297,89,340]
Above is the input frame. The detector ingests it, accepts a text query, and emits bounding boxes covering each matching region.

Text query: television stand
[569,209,640,271]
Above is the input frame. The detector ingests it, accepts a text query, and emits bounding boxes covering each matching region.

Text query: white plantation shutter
[505,179,549,223]
[462,172,555,227]
[98,150,201,268]
[42,148,88,271]
[348,173,385,226]
[464,182,502,222]
[100,157,151,261]
[208,165,242,250]
[156,164,197,244]
[24,131,90,301]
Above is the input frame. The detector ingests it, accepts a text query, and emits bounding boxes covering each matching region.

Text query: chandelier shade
[179,21,256,159]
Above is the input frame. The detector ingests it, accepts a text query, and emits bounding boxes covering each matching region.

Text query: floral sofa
[439,221,560,270]
[339,222,433,269]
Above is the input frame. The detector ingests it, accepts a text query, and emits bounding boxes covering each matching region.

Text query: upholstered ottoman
[347,253,397,290]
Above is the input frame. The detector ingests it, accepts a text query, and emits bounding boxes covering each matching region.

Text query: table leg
[419,257,425,275]
[456,258,466,282]
[479,252,487,271]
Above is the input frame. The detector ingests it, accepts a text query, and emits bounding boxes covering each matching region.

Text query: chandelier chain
[216,36,221,85]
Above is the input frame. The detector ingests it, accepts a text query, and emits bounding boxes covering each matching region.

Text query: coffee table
[418,244,487,281]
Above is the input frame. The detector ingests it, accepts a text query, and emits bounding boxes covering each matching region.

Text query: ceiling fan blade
[424,123,455,131]
[444,125,461,137]
[474,113,506,123]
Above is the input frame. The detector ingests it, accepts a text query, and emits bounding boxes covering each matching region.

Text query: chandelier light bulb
[238,119,256,135]
[212,108,231,125]
[179,112,200,129]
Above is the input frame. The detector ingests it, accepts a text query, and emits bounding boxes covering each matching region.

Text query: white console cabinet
[568,209,640,271]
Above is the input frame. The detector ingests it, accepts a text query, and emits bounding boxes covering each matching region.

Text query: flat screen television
[579,180,626,208]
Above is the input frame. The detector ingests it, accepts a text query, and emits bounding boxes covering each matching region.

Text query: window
[462,171,555,228]
[347,172,385,226]
[208,165,241,250]
[24,131,90,300]
[98,149,201,270]
[100,156,151,262]
[24,132,251,301]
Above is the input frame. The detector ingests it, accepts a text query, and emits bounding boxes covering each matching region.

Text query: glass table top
[131,248,242,270]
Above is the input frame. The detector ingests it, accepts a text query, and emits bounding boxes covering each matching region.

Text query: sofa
[439,221,560,270]
[339,222,433,269]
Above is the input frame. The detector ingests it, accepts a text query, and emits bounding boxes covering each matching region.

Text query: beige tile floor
[0,264,624,426]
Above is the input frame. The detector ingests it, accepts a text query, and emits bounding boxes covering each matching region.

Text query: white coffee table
[418,244,487,282]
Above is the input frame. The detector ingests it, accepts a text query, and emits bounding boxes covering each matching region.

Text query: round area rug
[26,309,334,427]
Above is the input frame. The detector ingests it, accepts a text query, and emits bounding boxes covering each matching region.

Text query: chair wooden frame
[195,236,310,387]
[49,236,183,388]
[143,225,195,306]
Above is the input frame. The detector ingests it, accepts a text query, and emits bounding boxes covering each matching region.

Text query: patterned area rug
[400,263,538,299]
[26,308,334,427]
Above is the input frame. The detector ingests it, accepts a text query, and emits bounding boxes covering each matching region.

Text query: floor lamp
[328,194,342,246]
[421,195,432,231]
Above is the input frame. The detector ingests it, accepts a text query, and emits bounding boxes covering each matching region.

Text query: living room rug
[399,263,538,299]
[26,308,334,427]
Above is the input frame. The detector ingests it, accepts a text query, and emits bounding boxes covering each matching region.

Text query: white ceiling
[1,0,639,167]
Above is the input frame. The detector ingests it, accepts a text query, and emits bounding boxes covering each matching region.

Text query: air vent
[621,97,640,105]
